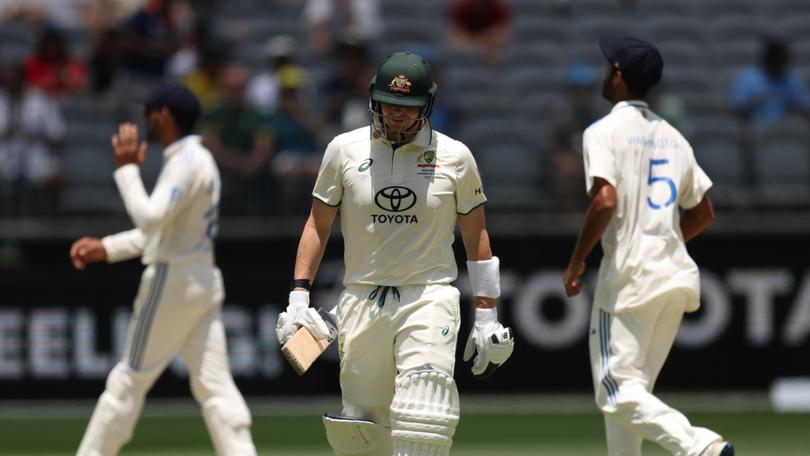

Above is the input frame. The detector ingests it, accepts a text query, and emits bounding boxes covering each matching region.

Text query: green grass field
[2,395,808,455]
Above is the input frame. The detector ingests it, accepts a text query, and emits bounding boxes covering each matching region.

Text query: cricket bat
[281,307,337,376]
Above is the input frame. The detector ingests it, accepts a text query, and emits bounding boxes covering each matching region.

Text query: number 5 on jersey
[647,158,677,209]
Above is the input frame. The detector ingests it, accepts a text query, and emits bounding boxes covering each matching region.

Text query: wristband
[291,279,312,291]
[467,256,501,298]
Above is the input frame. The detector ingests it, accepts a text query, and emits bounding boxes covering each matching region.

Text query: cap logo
[389,74,411,94]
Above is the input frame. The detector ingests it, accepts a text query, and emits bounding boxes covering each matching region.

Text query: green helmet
[369,51,438,142]
[370,51,438,110]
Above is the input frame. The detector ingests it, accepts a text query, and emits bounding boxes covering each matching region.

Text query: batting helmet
[368,51,438,142]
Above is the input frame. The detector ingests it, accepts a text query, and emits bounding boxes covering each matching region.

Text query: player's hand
[563,260,585,297]
[295,307,338,342]
[463,307,514,378]
[276,290,309,345]
[70,237,107,270]
[112,123,147,168]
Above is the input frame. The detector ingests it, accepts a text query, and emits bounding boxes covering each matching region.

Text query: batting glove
[463,307,514,378]
[295,307,338,343]
[276,290,309,344]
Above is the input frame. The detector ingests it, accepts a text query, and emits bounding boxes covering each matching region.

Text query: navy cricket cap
[599,36,663,91]
[140,83,201,120]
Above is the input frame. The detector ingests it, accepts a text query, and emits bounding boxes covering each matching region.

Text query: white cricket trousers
[76,262,256,456]
[337,284,461,452]
[590,289,722,456]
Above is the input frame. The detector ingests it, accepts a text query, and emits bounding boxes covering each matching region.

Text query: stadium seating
[22,0,808,214]
[752,120,810,206]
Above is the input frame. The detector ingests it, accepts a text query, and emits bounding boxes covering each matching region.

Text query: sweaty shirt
[583,101,713,313]
[313,125,487,287]
[103,135,220,266]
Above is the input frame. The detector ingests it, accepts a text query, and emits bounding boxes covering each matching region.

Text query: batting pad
[390,371,460,456]
[323,413,392,456]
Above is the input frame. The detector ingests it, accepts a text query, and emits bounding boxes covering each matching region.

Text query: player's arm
[458,205,514,378]
[680,194,715,242]
[112,123,192,233]
[293,198,339,288]
[563,177,617,297]
[457,205,495,309]
[275,198,339,347]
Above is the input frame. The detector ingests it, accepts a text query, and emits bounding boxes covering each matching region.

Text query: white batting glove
[276,290,309,345]
[295,307,338,343]
[463,307,514,378]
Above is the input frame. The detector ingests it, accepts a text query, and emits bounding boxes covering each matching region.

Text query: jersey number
[647,159,677,209]
[204,203,219,241]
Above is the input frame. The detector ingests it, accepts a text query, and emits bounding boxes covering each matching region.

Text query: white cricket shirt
[102,135,220,266]
[313,125,487,287]
[583,101,713,312]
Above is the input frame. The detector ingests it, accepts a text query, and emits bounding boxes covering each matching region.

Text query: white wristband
[475,307,497,327]
[467,256,501,299]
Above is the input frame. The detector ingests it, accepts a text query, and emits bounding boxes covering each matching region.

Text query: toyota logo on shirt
[375,186,417,212]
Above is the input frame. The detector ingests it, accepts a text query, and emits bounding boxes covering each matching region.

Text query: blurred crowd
[0,0,808,218]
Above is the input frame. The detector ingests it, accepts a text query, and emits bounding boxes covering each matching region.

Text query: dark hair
[611,64,651,99]
[170,108,199,135]
[625,80,650,99]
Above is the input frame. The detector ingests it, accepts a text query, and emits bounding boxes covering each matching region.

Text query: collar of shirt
[611,100,649,113]
[163,134,201,159]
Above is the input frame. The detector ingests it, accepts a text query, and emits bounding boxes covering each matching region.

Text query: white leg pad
[323,414,392,456]
[390,371,460,456]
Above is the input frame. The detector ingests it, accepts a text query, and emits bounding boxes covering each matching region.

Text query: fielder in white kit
[563,37,734,456]
[70,84,256,456]
[275,51,514,456]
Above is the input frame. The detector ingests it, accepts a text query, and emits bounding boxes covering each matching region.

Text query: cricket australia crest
[389,74,411,94]
[417,150,439,176]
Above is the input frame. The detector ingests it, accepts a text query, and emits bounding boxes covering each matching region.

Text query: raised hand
[111,123,147,168]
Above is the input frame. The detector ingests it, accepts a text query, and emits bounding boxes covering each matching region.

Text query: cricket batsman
[70,83,256,455]
[563,36,734,456]
[275,51,515,456]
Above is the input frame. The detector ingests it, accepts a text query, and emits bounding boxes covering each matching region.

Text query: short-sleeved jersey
[583,101,713,313]
[104,135,220,266]
[313,125,487,287]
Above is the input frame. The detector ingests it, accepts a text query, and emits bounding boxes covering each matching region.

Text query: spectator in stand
[545,61,600,211]
[303,0,381,55]
[86,0,155,94]
[184,41,230,109]
[0,64,65,216]
[121,0,181,83]
[167,20,211,80]
[269,66,323,214]
[202,64,273,214]
[88,27,125,94]
[24,27,87,98]
[321,37,373,135]
[730,38,810,125]
[246,35,299,115]
[447,0,512,66]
